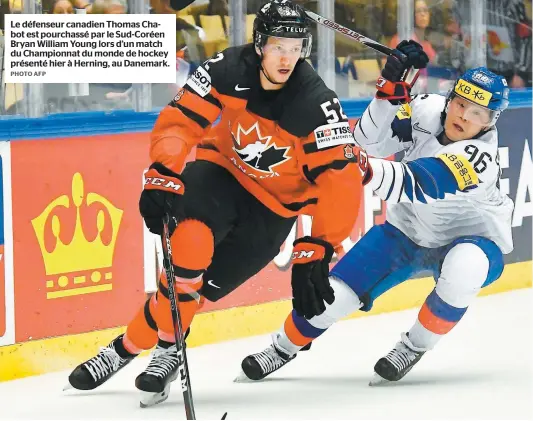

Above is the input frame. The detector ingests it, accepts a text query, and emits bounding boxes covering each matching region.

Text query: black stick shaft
[304,10,419,83]
[304,10,399,58]
[162,214,197,420]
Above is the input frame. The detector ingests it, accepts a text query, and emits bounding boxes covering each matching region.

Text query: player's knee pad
[307,276,363,330]
[437,243,490,308]
[171,218,214,277]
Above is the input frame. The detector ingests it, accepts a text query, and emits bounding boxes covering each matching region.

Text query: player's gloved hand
[139,162,185,235]
[376,40,429,104]
[291,236,335,319]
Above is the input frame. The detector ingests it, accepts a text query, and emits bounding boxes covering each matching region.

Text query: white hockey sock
[276,276,362,355]
[408,320,441,350]
[275,330,302,356]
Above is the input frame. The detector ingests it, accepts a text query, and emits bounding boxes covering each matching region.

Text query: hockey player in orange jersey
[67,0,367,407]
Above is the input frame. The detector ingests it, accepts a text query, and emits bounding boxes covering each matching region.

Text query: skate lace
[253,345,288,375]
[386,342,419,373]
[144,346,178,378]
[84,346,122,381]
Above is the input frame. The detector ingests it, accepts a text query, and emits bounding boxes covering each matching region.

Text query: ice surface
[1,289,531,420]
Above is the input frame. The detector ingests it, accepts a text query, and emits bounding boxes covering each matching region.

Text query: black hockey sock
[157,327,190,349]
[115,335,137,359]
[157,338,175,349]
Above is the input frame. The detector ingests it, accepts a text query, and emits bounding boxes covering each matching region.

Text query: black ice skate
[65,334,136,391]
[236,334,297,381]
[370,332,427,386]
[135,340,180,408]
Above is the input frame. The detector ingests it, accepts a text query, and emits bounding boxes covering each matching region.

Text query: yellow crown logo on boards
[31,173,123,300]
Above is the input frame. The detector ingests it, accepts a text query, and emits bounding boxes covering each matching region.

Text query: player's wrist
[292,236,334,264]
[375,79,411,104]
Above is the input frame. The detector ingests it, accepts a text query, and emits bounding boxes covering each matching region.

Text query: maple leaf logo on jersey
[231,122,291,173]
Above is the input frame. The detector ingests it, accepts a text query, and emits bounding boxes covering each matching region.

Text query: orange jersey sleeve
[311,162,362,251]
[150,59,225,173]
[294,93,363,249]
[278,86,365,250]
[300,133,363,249]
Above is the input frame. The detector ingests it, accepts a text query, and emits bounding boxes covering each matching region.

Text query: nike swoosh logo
[413,122,431,134]
[207,279,221,289]
[235,85,250,91]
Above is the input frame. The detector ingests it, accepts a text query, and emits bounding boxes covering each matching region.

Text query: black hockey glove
[139,162,185,235]
[291,236,335,320]
[376,40,429,104]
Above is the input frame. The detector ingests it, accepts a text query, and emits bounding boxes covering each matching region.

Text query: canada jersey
[150,44,362,247]
[354,94,514,253]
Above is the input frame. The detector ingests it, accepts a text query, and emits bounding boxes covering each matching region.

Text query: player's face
[261,37,304,86]
[444,96,492,141]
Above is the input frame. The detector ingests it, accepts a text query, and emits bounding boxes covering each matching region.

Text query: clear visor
[258,33,311,58]
[449,97,497,126]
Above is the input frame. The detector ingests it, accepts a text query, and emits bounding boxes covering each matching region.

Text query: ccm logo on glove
[144,169,185,194]
[292,249,319,262]
[291,236,335,319]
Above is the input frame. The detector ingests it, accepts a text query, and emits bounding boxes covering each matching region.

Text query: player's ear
[255,45,262,56]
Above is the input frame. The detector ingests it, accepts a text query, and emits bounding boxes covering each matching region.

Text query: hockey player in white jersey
[238,40,514,385]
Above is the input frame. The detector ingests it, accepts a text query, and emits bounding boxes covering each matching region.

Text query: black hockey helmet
[253,0,312,60]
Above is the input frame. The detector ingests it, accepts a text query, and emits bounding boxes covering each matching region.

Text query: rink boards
[0,98,531,381]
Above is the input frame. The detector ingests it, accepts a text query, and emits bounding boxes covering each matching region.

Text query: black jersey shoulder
[201,44,259,98]
[279,61,345,138]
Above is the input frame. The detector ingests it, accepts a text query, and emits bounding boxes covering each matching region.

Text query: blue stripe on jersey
[405,158,460,200]
[425,289,468,322]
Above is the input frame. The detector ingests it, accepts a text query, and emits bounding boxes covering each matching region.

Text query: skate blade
[233,370,255,383]
[62,383,74,391]
[369,373,389,386]
[139,385,171,408]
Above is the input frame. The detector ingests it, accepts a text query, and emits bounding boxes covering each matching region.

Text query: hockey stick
[161,214,228,420]
[304,10,395,57]
[161,214,197,420]
[304,10,419,85]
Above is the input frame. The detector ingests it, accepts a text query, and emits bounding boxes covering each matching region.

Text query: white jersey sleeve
[353,94,445,158]
[366,150,480,205]
[353,99,410,157]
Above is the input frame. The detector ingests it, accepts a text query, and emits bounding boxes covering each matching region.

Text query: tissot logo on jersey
[185,67,211,97]
[231,122,291,174]
[314,122,354,149]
